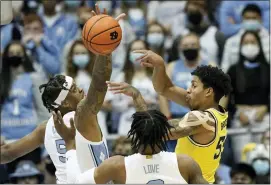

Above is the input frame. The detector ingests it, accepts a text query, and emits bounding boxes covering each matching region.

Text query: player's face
[62,83,84,111]
[186,76,209,110]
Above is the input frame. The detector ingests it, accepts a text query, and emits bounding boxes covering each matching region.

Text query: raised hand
[52,111,76,145]
[91,3,125,22]
[106,81,140,97]
[132,50,165,68]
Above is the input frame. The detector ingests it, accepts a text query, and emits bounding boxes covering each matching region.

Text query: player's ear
[205,87,213,97]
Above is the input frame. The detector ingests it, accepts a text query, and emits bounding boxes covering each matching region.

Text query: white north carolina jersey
[44,115,70,183]
[124,152,187,184]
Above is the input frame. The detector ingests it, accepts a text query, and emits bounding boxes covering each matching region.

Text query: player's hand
[106,81,140,98]
[53,111,76,149]
[91,3,125,22]
[132,50,165,68]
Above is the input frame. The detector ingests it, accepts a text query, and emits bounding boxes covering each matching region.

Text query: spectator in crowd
[22,13,60,77]
[121,0,147,38]
[40,0,78,54]
[219,1,270,37]
[221,4,270,73]
[9,160,44,184]
[173,0,226,65]
[159,33,210,152]
[241,130,270,184]
[227,31,270,162]
[146,21,168,62]
[106,39,157,134]
[147,1,186,33]
[111,136,133,156]
[230,163,257,184]
[1,41,49,141]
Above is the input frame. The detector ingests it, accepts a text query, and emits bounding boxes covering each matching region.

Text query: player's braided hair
[39,75,68,112]
[128,110,173,154]
[191,65,232,103]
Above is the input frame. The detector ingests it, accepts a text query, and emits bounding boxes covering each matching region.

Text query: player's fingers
[95,4,100,15]
[115,13,126,21]
[70,118,75,130]
[103,8,107,15]
[91,10,96,17]
[141,62,153,68]
[57,111,64,125]
[113,90,125,94]
[106,81,121,87]
[52,111,58,123]
[108,86,124,91]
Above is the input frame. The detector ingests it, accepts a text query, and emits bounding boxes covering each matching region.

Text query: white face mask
[147,33,164,47]
[241,44,260,60]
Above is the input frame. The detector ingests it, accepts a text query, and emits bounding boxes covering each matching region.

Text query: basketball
[82,14,122,55]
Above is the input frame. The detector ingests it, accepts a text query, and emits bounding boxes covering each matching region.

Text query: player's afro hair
[128,110,173,154]
[39,75,68,112]
[191,65,232,103]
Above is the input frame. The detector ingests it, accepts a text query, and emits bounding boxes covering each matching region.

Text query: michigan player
[108,51,232,184]
[0,5,125,183]
[53,102,208,184]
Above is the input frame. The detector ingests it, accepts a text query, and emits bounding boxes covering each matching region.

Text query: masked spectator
[221,3,270,73]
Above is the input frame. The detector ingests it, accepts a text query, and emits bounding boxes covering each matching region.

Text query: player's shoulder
[105,155,125,169]
[187,110,216,125]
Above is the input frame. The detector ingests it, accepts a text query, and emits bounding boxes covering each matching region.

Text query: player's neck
[199,102,219,111]
[138,146,161,155]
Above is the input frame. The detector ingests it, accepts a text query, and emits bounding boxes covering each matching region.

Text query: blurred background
[0,0,270,184]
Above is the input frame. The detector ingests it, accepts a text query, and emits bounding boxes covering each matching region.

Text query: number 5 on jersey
[213,136,226,159]
[55,139,66,163]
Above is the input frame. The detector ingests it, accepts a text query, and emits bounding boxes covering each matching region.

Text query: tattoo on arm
[130,87,148,112]
[78,55,112,115]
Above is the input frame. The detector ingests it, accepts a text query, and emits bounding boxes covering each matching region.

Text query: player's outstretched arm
[168,111,215,140]
[178,155,208,184]
[75,155,125,184]
[133,50,188,107]
[75,4,125,142]
[0,121,46,164]
[107,81,148,112]
[75,54,112,141]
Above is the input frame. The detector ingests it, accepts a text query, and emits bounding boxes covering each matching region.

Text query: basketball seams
[90,25,120,44]
[84,15,110,42]
[91,38,122,45]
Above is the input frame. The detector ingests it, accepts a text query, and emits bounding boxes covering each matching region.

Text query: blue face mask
[147,33,164,48]
[242,20,261,31]
[129,52,143,67]
[252,159,270,176]
[73,54,89,69]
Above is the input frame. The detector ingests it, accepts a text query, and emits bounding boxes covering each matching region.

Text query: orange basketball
[82,14,122,55]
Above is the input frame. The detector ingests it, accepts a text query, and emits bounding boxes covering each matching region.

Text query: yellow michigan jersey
[175,107,228,184]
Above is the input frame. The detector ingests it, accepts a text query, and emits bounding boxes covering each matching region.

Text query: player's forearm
[85,55,112,114]
[1,145,14,164]
[132,89,148,112]
[167,119,194,140]
[152,66,174,95]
